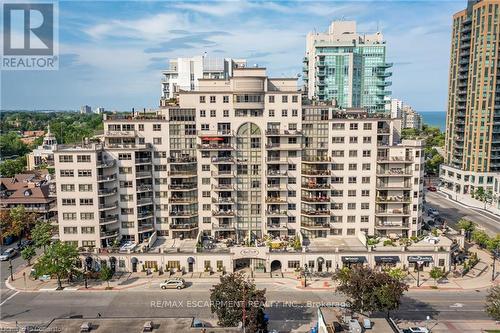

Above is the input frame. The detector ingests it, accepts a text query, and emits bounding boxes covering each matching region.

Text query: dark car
[17,240,34,250]
[427,186,437,192]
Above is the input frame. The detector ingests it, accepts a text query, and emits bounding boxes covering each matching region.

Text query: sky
[1,0,465,112]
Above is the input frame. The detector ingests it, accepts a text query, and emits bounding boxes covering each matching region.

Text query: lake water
[421,111,446,132]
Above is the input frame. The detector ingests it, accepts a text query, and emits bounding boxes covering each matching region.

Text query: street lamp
[303,264,309,288]
[416,261,423,287]
[492,246,499,281]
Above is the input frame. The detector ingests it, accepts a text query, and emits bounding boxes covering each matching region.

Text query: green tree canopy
[31,221,54,250]
[210,272,267,332]
[486,286,500,321]
[100,265,113,288]
[334,266,408,316]
[21,246,36,265]
[33,241,79,289]
[0,132,29,158]
[0,156,26,177]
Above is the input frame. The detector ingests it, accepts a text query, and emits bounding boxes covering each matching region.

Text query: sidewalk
[439,187,500,217]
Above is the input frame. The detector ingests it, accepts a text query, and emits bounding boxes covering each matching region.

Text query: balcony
[198,130,234,137]
[213,222,236,230]
[377,156,414,163]
[169,223,198,230]
[302,170,330,176]
[98,201,118,211]
[301,183,330,190]
[267,170,288,177]
[167,156,196,164]
[169,197,197,204]
[100,229,119,239]
[197,143,234,150]
[138,224,154,232]
[137,212,154,219]
[211,170,235,177]
[266,183,288,191]
[137,198,154,206]
[377,128,390,134]
[301,196,330,203]
[135,157,151,165]
[266,157,290,164]
[302,209,331,216]
[265,129,302,136]
[212,184,234,191]
[169,211,197,217]
[168,183,197,190]
[267,223,288,230]
[301,223,330,230]
[100,215,119,225]
[105,130,136,138]
[97,174,117,183]
[375,196,411,203]
[137,184,153,192]
[302,156,331,163]
[211,156,235,164]
[98,188,117,197]
[212,197,234,204]
[375,209,411,216]
[266,210,288,216]
[136,171,152,179]
[97,160,116,168]
[168,170,197,177]
[376,223,409,229]
[212,210,236,217]
[376,182,412,190]
[376,168,412,177]
[265,197,287,203]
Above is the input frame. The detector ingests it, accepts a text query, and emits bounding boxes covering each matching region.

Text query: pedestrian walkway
[396,319,499,333]
[439,187,500,217]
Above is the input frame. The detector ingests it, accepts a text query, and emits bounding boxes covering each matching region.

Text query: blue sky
[1,0,465,111]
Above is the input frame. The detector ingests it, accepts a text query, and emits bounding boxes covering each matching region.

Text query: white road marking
[449,303,464,308]
[0,291,19,307]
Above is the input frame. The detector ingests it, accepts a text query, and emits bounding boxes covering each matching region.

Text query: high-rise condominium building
[303,21,392,113]
[441,0,500,203]
[80,105,92,114]
[160,55,246,104]
[54,67,424,251]
[402,105,422,131]
[388,98,403,119]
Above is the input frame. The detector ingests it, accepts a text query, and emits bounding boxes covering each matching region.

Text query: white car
[403,327,430,333]
[160,278,186,290]
[0,248,17,261]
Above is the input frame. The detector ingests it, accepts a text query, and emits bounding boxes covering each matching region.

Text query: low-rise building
[26,126,58,170]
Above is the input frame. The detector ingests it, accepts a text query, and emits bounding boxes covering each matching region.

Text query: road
[426,191,500,235]
[0,280,489,331]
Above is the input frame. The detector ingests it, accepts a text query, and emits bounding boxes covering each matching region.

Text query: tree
[473,187,494,209]
[0,132,29,158]
[425,152,444,175]
[33,241,79,290]
[386,268,407,281]
[486,286,500,321]
[334,266,408,316]
[31,221,53,250]
[472,230,490,248]
[429,266,444,286]
[21,246,36,266]
[0,206,33,245]
[100,265,113,288]
[457,218,475,241]
[210,272,267,332]
[0,156,26,177]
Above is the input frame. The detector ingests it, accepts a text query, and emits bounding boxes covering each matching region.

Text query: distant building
[402,105,422,131]
[0,170,57,223]
[80,105,92,114]
[388,98,403,119]
[159,54,246,105]
[95,107,105,114]
[303,20,392,113]
[20,130,46,145]
[27,126,58,170]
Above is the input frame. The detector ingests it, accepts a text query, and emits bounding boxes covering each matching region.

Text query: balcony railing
[265,197,287,203]
[97,174,117,182]
[169,211,197,216]
[211,156,235,163]
[168,170,197,176]
[375,209,411,215]
[301,196,330,203]
[377,156,414,163]
[97,160,116,168]
[212,197,234,204]
[267,170,288,177]
[135,157,152,164]
[212,210,236,216]
[98,201,118,210]
[169,223,198,230]
[211,170,234,177]
[100,215,119,224]
[302,170,330,176]
[98,188,117,196]
[301,183,329,189]
[137,185,153,192]
[266,210,288,216]
[167,156,196,163]
[136,171,152,178]
[197,143,234,150]
[302,209,331,216]
[168,184,197,190]
[265,129,302,136]
[137,212,153,219]
[302,156,331,163]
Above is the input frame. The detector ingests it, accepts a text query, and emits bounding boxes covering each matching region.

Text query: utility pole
[242,283,246,333]
[9,259,14,281]
[492,246,499,281]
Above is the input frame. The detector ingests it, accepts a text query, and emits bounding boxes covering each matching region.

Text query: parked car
[0,248,18,261]
[403,327,430,333]
[17,240,34,250]
[427,186,437,192]
[160,278,186,290]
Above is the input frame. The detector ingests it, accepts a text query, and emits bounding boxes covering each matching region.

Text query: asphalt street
[425,191,500,235]
[0,280,489,331]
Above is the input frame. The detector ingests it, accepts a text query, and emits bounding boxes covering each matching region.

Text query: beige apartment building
[54,68,451,274]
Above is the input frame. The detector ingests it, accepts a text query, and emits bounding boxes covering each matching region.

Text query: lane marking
[0,291,19,307]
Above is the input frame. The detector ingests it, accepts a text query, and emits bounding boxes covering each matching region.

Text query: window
[350,123,358,130]
[119,167,132,174]
[348,163,357,171]
[60,170,74,177]
[282,95,288,103]
[363,137,371,144]
[139,124,144,131]
[347,216,356,223]
[347,228,355,235]
[269,109,275,117]
[282,109,287,117]
[361,216,369,223]
[61,184,75,192]
[202,191,210,197]
[362,177,370,184]
[82,240,96,247]
[332,137,345,143]
[121,208,133,215]
[292,109,298,117]
[81,213,94,220]
[363,123,372,130]
[62,213,76,220]
[348,203,356,210]
[78,170,92,177]
[349,137,358,143]
[223,96,229,103]
[362,150,371,157]
[81,227,95,234]
[202,177,210,185]
[332,123,345,130]
[77,155,91,163]
[120,181,133,188]
[288,177,296,184]
[118,153,131,160]
[62,199,76,206]
[223,110,229,117]
[203,217,211,224]
[288,261,300,269]
[202,165,210,171]
[349,150,357,157]
[153,137,162,145]
[153,124,161,131]
[332,150,344,157]
[269,95,275,103]
[292,95,298,103]
[362,163,371,171]
[288,203,296,210]
[348,190,356,197]
[59,155,73,163]
[120,194,133,202]
[63,227,77,234]
[79,198,93,206]
[199,96,206,103]
[331,177,343,184]
[210,110,216,117]
[361,203,369,210]
[79,184,92,192]
[348,177,357,184]
[361,190,370,197]
[289,123,297,130]
[200,109,206,117]
[203,204,210,211]
[201,124,209,131]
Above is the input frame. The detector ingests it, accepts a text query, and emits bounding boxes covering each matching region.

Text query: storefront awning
[375,256,400,264]
[341,256,366,264]
[408,255,433,263]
